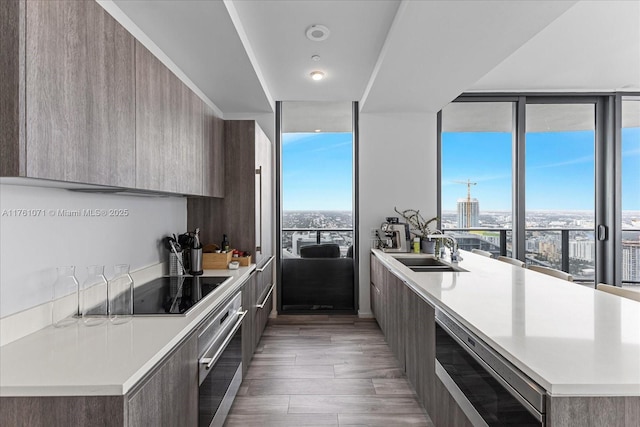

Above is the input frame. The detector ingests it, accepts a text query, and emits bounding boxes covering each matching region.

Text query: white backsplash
[0,183,187,322]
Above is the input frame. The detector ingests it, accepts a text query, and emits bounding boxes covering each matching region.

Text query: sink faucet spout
[425,231,462,262]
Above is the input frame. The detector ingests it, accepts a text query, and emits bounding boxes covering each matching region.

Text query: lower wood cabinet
[404,287,436,418]
[254,261,274,347]
[0,396,126,427]
[0,332,198,427]
[370,254,387,334]
[127,333,198,426]
[241,267,273,376]
[370,253,470,427]
[241,272,257,377]
[384,269,406,371]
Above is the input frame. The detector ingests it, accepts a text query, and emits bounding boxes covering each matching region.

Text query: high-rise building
[457,198,479,228]
[570,240,596,262]
[622,240,640,282]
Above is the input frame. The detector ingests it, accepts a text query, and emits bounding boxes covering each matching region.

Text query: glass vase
[52,266,79,328]
[108,264,133,325]
[82,265,108,326]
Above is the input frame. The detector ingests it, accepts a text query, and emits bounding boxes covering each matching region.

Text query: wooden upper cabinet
[135,41,203,194]
[255,124,273,264]
[24,0,136,186]
[1,1,216,195]
[202,103,224,197]
[187,120,274,266]
[223,120,273,266]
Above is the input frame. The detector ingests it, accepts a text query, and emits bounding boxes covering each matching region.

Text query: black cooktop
[133,276,231,315]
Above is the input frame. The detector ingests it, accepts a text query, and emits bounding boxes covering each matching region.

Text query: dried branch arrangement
[393,207,438,238]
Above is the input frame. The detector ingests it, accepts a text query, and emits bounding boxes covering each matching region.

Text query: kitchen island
[371,249,640,426]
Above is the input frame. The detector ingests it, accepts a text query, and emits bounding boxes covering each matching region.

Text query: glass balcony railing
[443,228,640,286]
[282,228,354,259]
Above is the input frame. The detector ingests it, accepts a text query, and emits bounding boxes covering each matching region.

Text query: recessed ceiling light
[314,129,321,133]
[311,55,321,62]
[310,71,325,81]
[306,25,330,42]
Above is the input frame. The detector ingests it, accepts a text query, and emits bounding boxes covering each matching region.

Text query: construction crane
[453,179,477,227]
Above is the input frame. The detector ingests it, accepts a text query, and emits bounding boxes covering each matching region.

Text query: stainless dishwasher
[198,293,247,427]
[435,308,547,427]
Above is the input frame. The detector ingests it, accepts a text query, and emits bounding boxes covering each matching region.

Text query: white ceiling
[111,0,273,115]
[469,1,640,93]
[106,0,640,138]
[229,0,400,102]
[359,0,578,113]
[282,102,353,133]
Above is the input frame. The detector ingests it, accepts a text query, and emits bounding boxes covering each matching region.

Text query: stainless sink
[394,257,449,267]
[393,257,467,273]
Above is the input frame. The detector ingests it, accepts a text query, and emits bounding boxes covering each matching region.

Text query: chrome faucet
[425,231,462,263]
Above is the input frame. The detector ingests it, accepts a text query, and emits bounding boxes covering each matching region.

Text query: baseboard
[358,310,375,319]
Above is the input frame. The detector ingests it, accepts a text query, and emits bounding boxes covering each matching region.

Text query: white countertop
[372,249,640,397]
[0,266,255,397]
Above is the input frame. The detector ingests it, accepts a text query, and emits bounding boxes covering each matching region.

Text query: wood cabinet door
[127,334,198,426]
[404,289,436,416]
[255,124,273,265]
[222,120,257,254]
[241,273,257,376]
[135,41,202,194]
[173,77,203,195]
[385,270,406,371]
[370,283,377,319]
[202,103,224,197]
[254,261,274,347]
[370,254,387,333]
[25,0,135,186]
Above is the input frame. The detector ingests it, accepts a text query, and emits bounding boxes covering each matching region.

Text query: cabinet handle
[201,310,248,370]
[257,283,274,309]
[256,256,275,272]
[256,166,263,253]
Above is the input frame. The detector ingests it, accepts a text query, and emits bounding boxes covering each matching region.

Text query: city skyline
[282,127,639,213]
[442,128,640,211]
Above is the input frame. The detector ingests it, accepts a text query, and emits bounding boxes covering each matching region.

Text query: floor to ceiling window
[525,103,595,281]
[277,101,357,313]
[439,94,638,288]
[621,97,640,285]
[440,101,515,256]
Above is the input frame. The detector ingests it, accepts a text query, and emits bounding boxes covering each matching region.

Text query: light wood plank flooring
[225,315,434,427]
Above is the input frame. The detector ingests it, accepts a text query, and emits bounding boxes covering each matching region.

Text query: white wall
[0,183,186,318]
[358,112,438,315]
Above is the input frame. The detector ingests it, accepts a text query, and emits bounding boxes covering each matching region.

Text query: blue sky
[442,128,640,211]
[282,132,353,210]
[282,128,639,212]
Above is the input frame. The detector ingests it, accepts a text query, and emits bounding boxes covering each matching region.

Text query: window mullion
[513,96,527,261]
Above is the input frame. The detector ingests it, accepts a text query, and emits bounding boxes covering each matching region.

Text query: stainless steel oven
[198,293,246,427]
[435,308,546,427]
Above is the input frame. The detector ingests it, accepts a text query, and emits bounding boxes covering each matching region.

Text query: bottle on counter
[413,237,421,254]
[221,234,230,252]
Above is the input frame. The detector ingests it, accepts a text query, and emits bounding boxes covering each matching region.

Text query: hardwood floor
[225,315,434,427]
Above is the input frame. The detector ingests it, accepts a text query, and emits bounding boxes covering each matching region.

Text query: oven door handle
[200,310,247,371]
